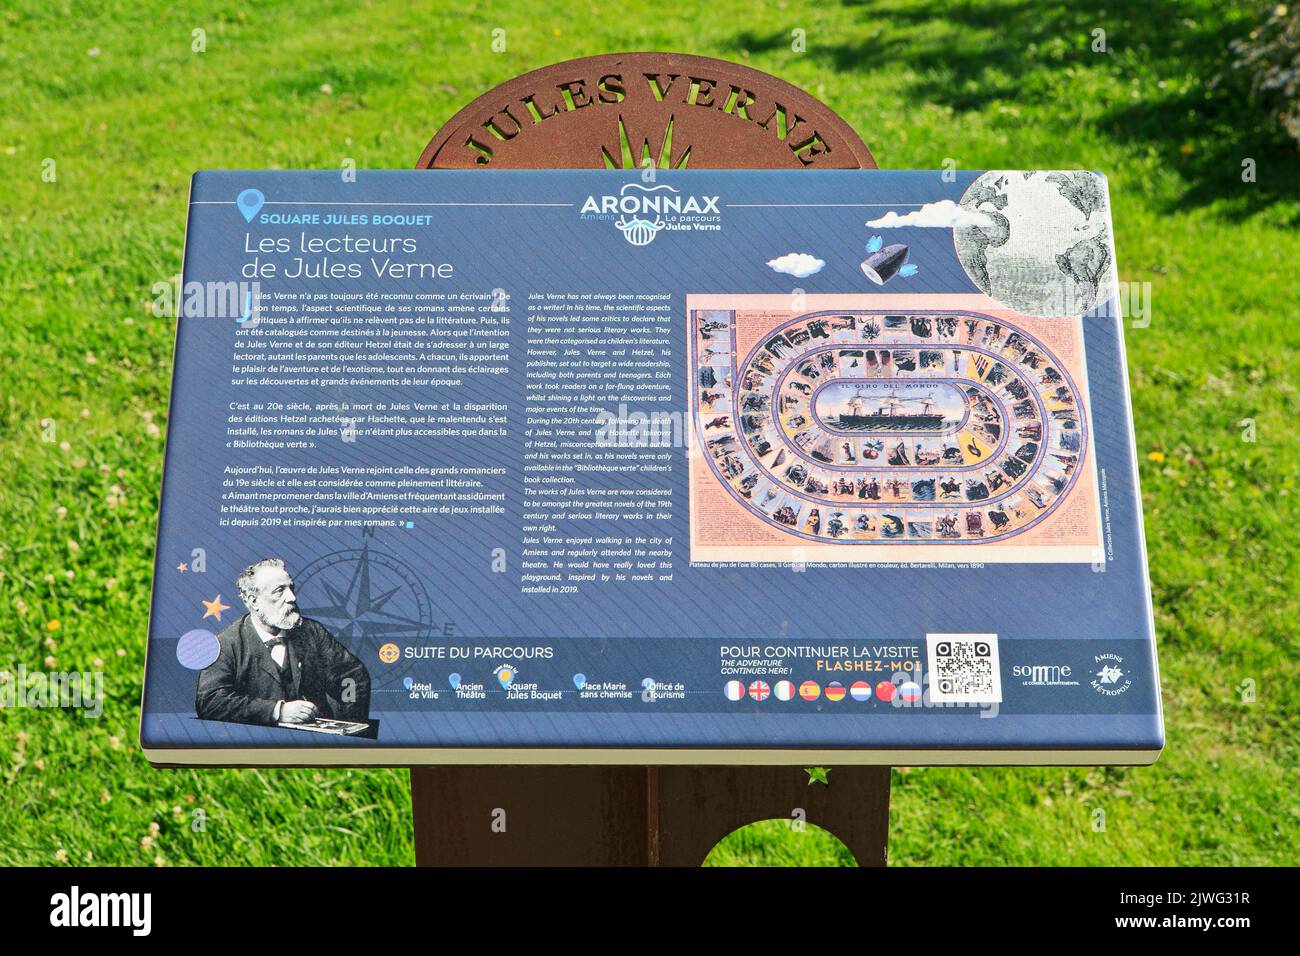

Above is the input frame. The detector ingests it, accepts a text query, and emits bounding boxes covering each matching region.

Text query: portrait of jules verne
[195,557,371,728]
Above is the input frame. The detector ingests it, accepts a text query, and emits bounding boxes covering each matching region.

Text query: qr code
[926,633,1002,704]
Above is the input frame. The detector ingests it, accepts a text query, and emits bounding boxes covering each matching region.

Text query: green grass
[1,0,1298,866]
[704,820,859,867]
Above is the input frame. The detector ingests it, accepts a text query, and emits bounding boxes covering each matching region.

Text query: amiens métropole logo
[580,182,721,246]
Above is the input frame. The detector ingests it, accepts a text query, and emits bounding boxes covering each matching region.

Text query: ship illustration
[830,391,947,432]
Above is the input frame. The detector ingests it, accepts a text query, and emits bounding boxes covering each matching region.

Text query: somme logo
[1011,663,1080,687]
[579,183,721,247]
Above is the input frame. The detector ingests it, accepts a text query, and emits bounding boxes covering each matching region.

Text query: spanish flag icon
[799,680,821,701]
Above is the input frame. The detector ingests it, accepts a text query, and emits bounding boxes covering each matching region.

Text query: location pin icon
[402,676,414,690]
[448,672,461,690]
[237,188,264,223]
[573,673,587,690]
[497,668,513,690]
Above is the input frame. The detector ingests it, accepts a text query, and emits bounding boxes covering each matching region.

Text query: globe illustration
[954,170,1114,318]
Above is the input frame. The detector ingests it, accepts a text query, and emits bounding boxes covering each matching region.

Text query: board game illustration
[688,295,1104,564]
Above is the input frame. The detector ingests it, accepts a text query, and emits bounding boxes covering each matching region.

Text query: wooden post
[411,766,890,866]
[652,766,890,867]
[411,767,653,866]
[410,53,888,867]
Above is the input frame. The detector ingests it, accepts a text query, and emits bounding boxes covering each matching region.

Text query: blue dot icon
[176,629,220,670]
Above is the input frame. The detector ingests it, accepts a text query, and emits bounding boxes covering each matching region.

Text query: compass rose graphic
[294,545,435,678]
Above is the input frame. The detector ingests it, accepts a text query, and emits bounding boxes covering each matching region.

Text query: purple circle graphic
[176,629,220,670]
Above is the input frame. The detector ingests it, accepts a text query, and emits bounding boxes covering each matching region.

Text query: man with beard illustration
[196,557,371,727]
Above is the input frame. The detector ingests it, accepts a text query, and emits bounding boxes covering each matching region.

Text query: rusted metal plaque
[416,51,875,170]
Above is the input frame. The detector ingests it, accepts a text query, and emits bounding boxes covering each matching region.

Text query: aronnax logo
[579,183,721,246]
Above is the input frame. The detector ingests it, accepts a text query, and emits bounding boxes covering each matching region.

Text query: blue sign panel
[141,169,1162,764]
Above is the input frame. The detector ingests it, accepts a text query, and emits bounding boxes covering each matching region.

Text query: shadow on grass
[735,0,1299,221]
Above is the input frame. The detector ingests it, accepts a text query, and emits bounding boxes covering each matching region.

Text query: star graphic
[805,767,832,786]
[302,545,428,641]
[201,594,231,621]
[176,562,188,572]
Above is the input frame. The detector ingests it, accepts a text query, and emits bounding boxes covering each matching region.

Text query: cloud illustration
[866,200,993,229]
[766,252,826,278]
